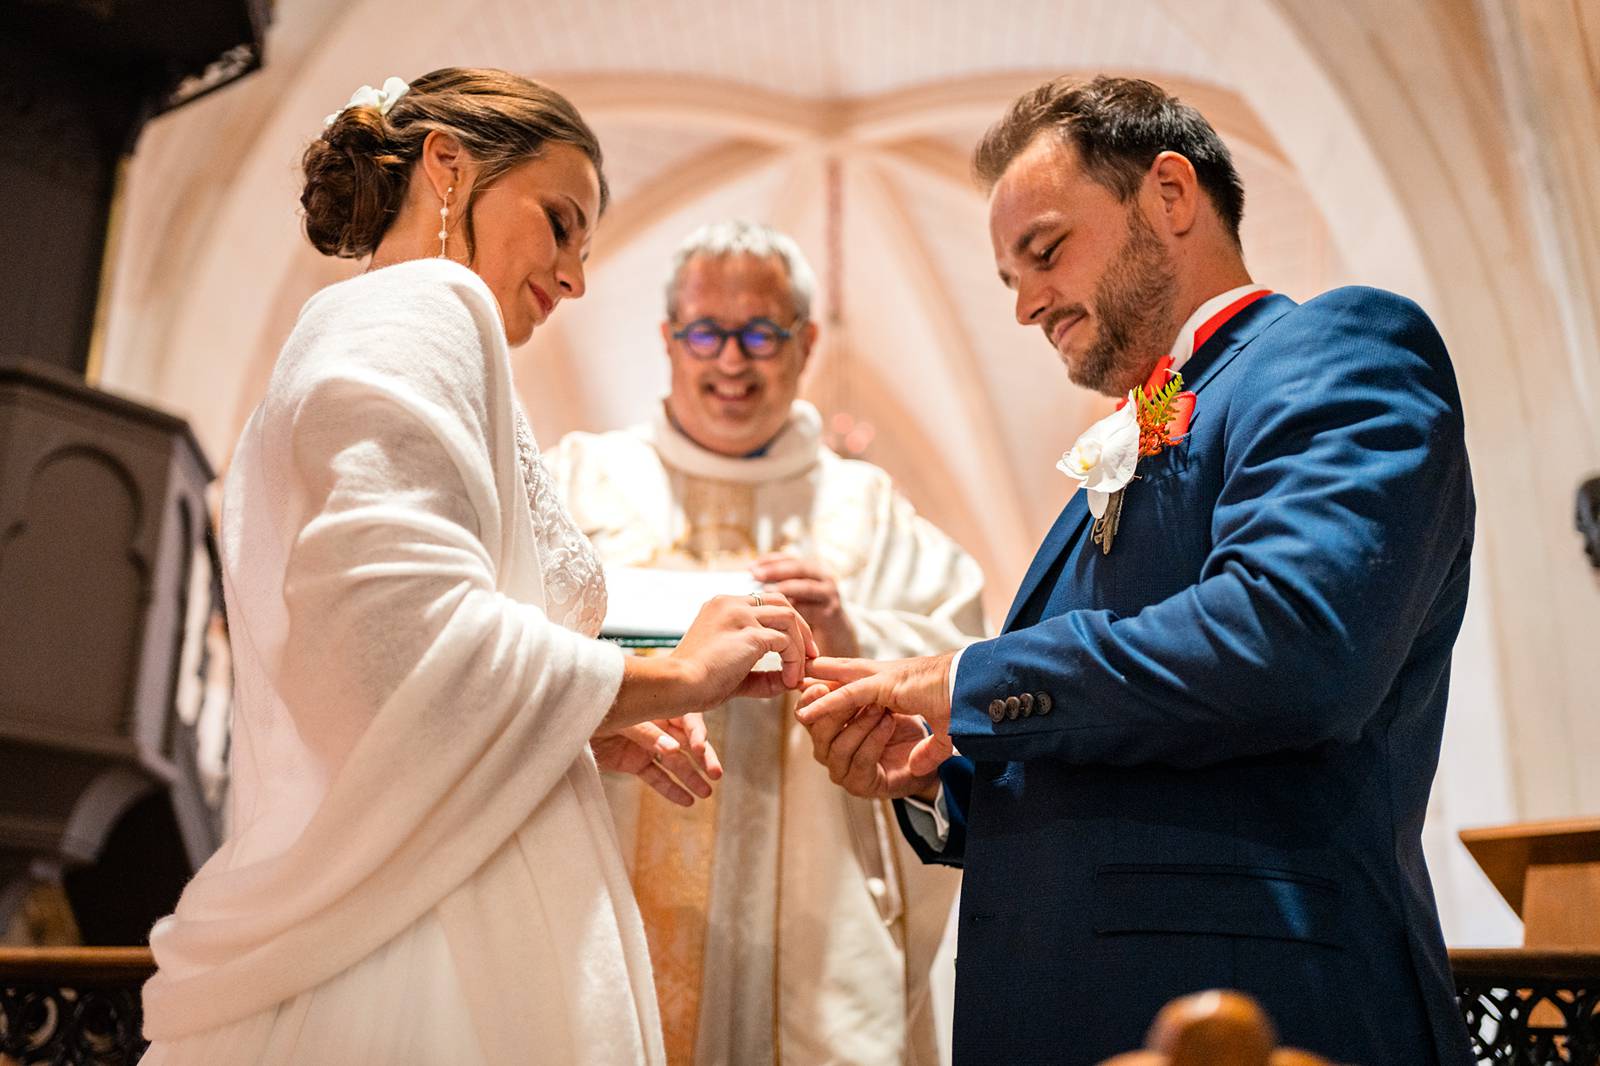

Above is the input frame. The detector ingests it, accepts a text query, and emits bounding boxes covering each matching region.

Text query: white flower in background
[325,76,411,127]
[1056,394,1141,518]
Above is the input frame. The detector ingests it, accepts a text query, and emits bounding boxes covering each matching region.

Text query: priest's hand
[592,714,722,807]
[751,552,860,658]
[795,654,956,795]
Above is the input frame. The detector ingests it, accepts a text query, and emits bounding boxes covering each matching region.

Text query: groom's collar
[1168,284,1272,374]
[1172,290,1295,399]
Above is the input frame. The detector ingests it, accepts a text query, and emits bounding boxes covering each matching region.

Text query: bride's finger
[627,720,681,758]
[653,746,713,799]
[753,592,818,659]
[699,736,723,780]
[753,605,808,687]
[637,762,696,807]
[677,714,722,780]
[732,669,788,699]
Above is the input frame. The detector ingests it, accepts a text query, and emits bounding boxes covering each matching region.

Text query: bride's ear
[419,130,469,201]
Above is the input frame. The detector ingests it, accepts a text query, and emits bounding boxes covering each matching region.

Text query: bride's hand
[670,592,818,708]
[591,713,723,807]
[602,593,818,734]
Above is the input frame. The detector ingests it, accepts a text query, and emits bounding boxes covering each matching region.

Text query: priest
[549,220,986,1065]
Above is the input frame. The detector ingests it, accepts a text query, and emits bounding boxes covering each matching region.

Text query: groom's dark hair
[974,76,1245,246]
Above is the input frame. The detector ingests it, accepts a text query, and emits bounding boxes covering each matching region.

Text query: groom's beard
[1070,206,1180,397]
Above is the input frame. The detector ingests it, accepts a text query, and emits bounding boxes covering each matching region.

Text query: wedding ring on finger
[750,592,764,607]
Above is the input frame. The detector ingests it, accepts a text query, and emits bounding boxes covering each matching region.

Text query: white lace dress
[140,259,659,1065]
[514,407,608,637]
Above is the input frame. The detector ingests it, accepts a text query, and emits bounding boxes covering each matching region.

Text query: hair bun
[300,107,406,258]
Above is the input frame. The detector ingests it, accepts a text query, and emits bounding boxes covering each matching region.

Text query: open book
[599,565,762,647]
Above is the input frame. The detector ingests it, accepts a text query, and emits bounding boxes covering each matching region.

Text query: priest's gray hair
[664,220,816,322]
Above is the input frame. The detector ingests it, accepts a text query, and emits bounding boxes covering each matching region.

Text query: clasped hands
[592,587,819,806]
[591,560,956,810]
[755,555,967,802]
[595,552,876,807]
[795,653,957,804]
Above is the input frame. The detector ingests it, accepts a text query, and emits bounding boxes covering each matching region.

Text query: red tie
[1192,289,1270,355]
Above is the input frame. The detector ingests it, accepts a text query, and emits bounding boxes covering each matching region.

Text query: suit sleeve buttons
[988,698,1007,723]
[1035,692,1053,715]
[1004,696,1022,719]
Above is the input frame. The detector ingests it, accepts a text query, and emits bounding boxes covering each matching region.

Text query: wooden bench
[1098,989,1337,1066]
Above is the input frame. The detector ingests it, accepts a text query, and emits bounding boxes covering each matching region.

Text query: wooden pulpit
[0,361,224,944]
[1460,817,1600,948]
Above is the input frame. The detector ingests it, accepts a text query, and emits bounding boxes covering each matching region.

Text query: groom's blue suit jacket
[898,289,1477,1066]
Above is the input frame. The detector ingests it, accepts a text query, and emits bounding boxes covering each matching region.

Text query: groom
[797,76,1477,1066]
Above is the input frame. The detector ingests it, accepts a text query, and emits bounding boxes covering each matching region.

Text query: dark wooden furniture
[1453,948,1600,1064]
[1452,817,1600,1063]
[0,362,221,943]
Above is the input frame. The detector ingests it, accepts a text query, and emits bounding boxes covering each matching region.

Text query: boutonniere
[1056,355,1197,555]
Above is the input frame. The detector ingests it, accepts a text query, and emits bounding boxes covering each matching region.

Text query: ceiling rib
[853,158,1035,566]
[552,71,1288,164]
[587,139,783,268]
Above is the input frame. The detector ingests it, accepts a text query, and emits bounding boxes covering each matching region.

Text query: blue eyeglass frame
[670,316,803,360]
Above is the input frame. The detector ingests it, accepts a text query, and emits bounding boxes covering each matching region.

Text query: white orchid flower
[324,76,411,127]
[1056,392,1141,518]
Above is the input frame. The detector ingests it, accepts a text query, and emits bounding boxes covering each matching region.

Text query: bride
[139,68,814,1065]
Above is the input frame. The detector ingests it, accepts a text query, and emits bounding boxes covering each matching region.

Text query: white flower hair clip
[324,76,410,128]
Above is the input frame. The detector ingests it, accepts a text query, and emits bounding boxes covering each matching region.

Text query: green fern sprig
[1136,371,1187,428]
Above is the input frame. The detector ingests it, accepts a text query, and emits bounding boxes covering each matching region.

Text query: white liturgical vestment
[549,402,986,1065]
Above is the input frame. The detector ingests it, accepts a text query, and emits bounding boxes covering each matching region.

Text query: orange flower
[1118,355,1197,458]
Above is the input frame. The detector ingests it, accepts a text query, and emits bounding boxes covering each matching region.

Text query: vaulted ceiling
[102,0,1346,615]
[96,0,1600,947]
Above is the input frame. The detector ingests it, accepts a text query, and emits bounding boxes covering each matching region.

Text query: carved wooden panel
[0,363,217,939]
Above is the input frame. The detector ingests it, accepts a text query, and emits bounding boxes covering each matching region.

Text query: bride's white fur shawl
[142,259,661,1063]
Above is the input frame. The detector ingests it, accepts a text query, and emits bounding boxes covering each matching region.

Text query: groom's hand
[796,683,938,800]
[796,654,956,786]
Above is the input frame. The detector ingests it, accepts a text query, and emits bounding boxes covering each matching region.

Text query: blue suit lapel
[1002,491,1091,632]
[1178,293,1296,398]
[1000,294,1298,635]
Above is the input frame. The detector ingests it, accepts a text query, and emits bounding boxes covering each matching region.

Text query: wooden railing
[1452,948,1600,1065]
[0,945,1595,1064]
[0,948,152,1066]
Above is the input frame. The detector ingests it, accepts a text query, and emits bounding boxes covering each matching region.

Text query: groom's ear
[1149,150,1200,238]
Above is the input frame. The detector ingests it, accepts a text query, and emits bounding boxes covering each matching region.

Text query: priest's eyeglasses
[671,317,801,360]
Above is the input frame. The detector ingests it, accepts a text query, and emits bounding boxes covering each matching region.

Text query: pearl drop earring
[437,186,453,259]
